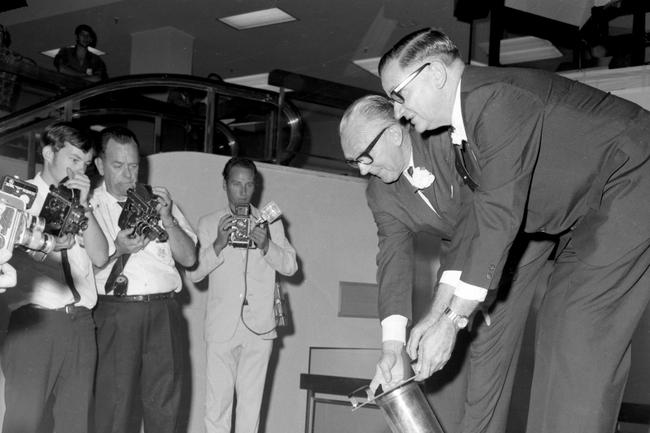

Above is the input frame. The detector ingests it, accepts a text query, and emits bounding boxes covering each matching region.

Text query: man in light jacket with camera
[190,157,297,433]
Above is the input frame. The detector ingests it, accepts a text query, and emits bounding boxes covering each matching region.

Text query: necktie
[104,201,129,296]
[453,140,479,191]
[104,254,129,296]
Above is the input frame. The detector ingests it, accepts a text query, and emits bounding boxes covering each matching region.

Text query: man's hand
[213,214,234,255]
[405,307,443,361]
[152,186,173,221]
[64,168,91,206]
[249,221,269,254]
[114,228,149,257]
[0,263,17,291]
[53,233,76,251]
[369,340,410,394]
[409,318,458,381]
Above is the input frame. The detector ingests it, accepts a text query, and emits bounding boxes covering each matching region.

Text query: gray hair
[339,95,396,147]
[378,28,460,76]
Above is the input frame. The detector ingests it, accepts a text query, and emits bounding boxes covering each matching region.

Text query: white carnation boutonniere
[411,167,435,191]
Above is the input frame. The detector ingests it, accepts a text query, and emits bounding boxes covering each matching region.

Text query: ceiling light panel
[218,8,296,30]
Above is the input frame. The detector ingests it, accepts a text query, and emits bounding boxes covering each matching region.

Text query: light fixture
[479,36,562,65]
[41,46,106,58]
[218,7,296,30]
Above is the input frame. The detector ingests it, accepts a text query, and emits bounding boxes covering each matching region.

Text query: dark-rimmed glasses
[389,62,430,104]
[345,126,390,168]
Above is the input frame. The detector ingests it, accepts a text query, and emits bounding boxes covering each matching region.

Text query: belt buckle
[64,304,75,314]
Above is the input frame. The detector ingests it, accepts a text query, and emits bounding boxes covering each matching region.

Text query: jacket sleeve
[367,179,414,322]
[188,214,224,283]
[264,218,297,276]
[447,83,544,291]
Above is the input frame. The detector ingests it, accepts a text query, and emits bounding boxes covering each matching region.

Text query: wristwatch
[443,306,469,329]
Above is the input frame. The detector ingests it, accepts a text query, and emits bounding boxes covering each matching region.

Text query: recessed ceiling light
[41,46,106,58]
[218,7,296,30]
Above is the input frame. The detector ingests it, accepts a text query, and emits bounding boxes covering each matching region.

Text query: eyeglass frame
[345,126,390,168]
[389,62,431,104]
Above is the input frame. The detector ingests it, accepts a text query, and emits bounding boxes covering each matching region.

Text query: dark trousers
[460,238,555,433]
[1,306,96,433]
[93,297,186,433]
[527,237,650,433]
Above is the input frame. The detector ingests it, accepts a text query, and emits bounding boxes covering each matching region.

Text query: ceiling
[1,0,648,96]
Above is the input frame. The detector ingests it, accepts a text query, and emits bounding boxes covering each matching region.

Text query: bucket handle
[347,375,417,412]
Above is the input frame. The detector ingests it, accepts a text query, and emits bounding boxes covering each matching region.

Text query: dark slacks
[460,238,555,433]
[93,297,186,433]
[1,306,96,433]
[527,237,650,433]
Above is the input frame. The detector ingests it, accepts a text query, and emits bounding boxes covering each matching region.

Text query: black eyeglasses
[345,126,390,168]
[389,62,430,104]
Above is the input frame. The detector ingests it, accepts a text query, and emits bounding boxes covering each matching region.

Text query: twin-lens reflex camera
[228,201,282,249]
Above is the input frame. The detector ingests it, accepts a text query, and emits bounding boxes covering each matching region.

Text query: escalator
[0,73,302,178]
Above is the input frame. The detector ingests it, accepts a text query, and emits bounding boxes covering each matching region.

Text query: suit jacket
[190,205,297,342]
[447,66,650,291]
[367,129,462,321]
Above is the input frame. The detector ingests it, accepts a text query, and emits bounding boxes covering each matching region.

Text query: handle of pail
[347,375,417,412]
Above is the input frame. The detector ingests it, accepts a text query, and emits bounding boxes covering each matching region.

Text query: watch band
[443,306,469,329]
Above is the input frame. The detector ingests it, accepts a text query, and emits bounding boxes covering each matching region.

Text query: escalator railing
[0,73,302,178]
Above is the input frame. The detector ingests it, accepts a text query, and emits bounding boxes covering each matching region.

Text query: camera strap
[105,253,131,295]
[61,249,80,303]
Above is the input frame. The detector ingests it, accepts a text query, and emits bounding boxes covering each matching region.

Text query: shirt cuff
[380,315,408,343]
[455,280,488,302]
[441,270,488,301]
[440,270,461,286]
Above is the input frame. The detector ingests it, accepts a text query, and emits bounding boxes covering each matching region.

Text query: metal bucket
[349,378,445,433]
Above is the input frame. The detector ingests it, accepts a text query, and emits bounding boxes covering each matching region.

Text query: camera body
[118,183,169,242]
[229,204,253,248]
[0,176,54,255]
[39,180,88,236]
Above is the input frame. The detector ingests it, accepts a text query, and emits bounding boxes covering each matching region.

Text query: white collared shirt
[91,182,196,295]
[5,173,97,310]
[442,80,487,303]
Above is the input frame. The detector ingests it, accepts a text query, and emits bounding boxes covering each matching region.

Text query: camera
[228,202,283,249]
[229,204,253,248]
[118,183,169,242]
[0,176,55,256]
[39,177,89,236]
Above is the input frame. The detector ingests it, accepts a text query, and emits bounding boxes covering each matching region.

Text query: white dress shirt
[6,173,97,310]
[91,182,196,295]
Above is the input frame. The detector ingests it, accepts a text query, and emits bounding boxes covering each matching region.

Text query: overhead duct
[0,0,27,13]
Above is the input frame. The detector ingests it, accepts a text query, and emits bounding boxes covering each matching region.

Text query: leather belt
[98,291,176,303]
[28,304,89,314]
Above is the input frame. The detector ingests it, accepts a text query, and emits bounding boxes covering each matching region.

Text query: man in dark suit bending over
[340,95,554,433]
[378,28,650,433]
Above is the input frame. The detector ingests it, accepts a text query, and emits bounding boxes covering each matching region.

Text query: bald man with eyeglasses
[340,94,555,433]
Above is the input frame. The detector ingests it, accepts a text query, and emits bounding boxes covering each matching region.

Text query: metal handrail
[0,73,303,165]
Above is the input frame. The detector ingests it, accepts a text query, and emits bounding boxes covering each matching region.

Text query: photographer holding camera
[1,122,108,433]
[90,126,196,433]
[190,157,297,433]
